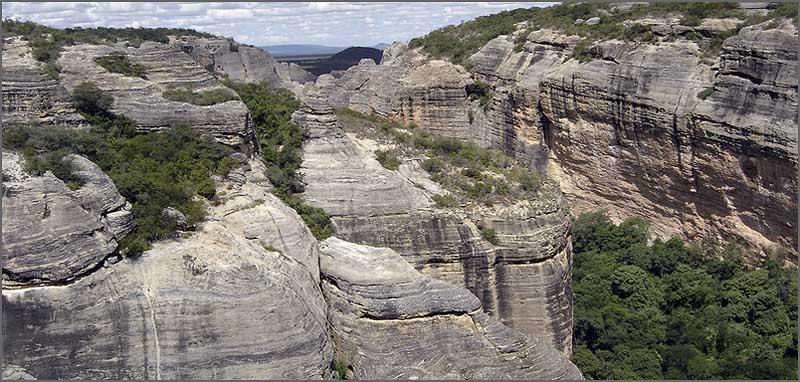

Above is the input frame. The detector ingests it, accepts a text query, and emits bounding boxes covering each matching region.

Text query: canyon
[2,2,797,380]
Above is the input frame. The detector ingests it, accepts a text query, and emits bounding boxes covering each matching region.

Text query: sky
[2,2,557,47]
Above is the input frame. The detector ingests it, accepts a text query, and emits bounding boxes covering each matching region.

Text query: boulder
[2,152,131,287]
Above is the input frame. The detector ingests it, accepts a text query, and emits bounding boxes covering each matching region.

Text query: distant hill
[262,44,346,57]
[372,43,390,50]
[274,46,384,76]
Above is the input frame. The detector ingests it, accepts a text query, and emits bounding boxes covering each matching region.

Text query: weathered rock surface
[1,152,131,287]
[298,82,576,355]
[1,37,87,128]
[172,36,315,86]
[2,160,333,379]
[538,20,798,256]
[324,16,798,258]
[56,42,256,151]
[320,237,582,380]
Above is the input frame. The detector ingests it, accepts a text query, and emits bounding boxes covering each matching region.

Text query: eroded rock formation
[322,17,798,259]
[172,36,316,86]
[1,37,87,128]
[320,237,582,380]
[56,42,256,151]
[2,160,334,380]
[1,152,132,287]
[297,80,576,355]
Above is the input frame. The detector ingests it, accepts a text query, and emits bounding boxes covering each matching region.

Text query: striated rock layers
[1,37,87,128]
[2,160,334,379]
[323,19,798,257]
[536,20,798,256]
[297,79,576,355]
[56,42,256,151]
[172,36,316,86]
[320,237,582,380]
[1,152,132,287]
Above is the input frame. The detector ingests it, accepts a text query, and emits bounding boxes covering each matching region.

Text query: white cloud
[2,2,558,46]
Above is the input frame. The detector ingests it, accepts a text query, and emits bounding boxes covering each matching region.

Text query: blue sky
[2,2,557,46]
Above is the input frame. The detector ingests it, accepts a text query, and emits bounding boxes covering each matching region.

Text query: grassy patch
[95,52,147,78]
[162,87,238,106]
[336,108,548,207]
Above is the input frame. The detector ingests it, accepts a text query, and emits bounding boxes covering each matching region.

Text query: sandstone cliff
[55,42,257,151]
[172,36,316,86]
[1,37,87,128]
[2,152,132,287]
[297,78,576,355]
[2,25,582,380]
[323,14,798,259]
[2,160,335,379]
[320,237,582,380]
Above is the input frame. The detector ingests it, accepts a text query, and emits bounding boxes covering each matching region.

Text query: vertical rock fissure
[141,287,161,380]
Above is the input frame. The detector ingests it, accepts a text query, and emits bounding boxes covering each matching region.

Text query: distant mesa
[268,45,384,76]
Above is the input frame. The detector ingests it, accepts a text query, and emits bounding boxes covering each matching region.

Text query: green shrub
[466,80,493,108]
[572,39,594,63]
[518,171,541,192]
[480,227,499,245]
[422,158,444,173]
[374,150,401,170]
[432,193,458,208]
[697,86,715,100]
[162,87,238,106]
[332,358,349,379]
[71,81,114,115]
[95,52,147,78]
[461,167,482,179]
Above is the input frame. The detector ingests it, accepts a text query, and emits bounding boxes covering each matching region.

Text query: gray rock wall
[1,37,87,128]
[320,237,582,380]
[2,160,334,380]
[324,18,798,259]
[297,82,576,355]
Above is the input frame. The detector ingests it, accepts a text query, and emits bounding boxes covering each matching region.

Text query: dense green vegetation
[94,52,148,78]
[374,150,401,170]
[337,108,544,206]
[162,87,238,106]
[223,80,334,240]
[571,211,797,380]
[3,82,232,256]
[2,19,214,79]
[409,2,798,65]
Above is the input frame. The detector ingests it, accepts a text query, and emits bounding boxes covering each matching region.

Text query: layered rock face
[1,37,87,128]
[56,42,256,151]
[298,80,576,355]
[327,49,477,140]
[537,20,798,255]
[172,36,315,86]
[324,18,798,257]
[2,160,334,380]
[320,237,582,380]
[1,152,132,287]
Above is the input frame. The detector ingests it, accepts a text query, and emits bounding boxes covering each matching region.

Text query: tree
[71,81,113,115]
